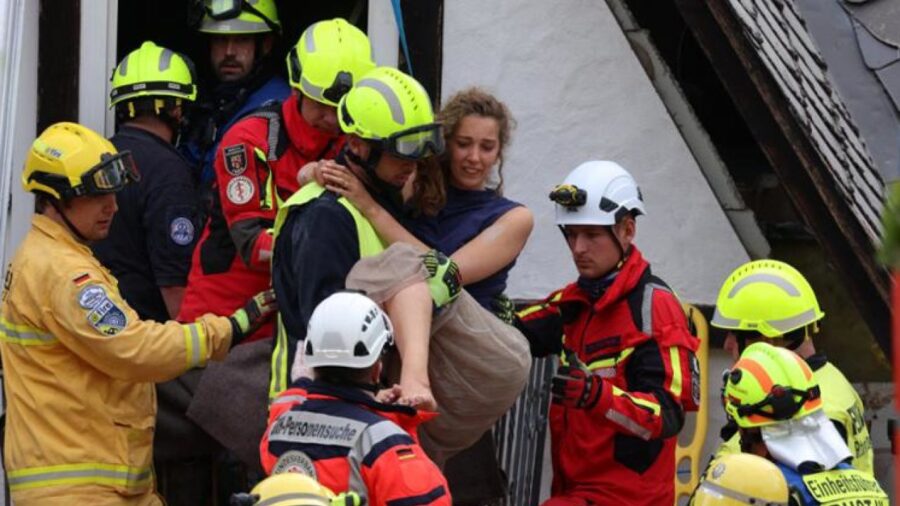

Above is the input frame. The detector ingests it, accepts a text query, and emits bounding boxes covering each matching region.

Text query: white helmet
[304,292,394,369]
[551,160,646,226]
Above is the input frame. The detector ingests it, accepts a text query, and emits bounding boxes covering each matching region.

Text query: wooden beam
[38,0,80,133]
[671,0,892,354]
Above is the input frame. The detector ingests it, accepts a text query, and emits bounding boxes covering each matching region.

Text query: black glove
[491,293,516,325]
[551,349,603,409]
[228,289,277,346]
[421,249,462,308]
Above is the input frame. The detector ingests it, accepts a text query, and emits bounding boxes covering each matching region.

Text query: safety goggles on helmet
[728,370,821,422]
[78,152,140,196]
[190,0,279,33]
[377,123,445,161]
[30,151,140,199]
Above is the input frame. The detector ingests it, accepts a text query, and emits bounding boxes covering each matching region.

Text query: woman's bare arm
[450,206,533,285]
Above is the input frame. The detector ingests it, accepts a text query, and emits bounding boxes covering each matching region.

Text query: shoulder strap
[246,100,289,161]
[625,266,674,336]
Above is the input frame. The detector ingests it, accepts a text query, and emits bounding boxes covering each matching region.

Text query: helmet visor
[384,124,444,161]
[80,151,139,195]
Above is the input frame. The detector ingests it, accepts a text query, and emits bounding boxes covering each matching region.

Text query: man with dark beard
[180,0,289,191]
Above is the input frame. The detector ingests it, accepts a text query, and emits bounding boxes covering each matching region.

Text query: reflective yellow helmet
[231,473,361,506]
[711,260,824,338]
[287,18,375,107]
[198,0,280,34]
[692,453,789,505]
[110,41,197,109]
[723,342,822,429]
[22,122,139,200]
[338,67,444,160]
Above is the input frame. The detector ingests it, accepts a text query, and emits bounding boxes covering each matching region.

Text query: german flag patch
[72,273,91,286]
[396,448,416,461]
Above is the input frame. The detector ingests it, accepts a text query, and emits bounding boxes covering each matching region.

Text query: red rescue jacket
[261,379,451,506]
[518,247,700,506]
[179,95,343,339]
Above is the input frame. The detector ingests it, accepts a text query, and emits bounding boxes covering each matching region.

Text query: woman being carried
[322,87,533,318]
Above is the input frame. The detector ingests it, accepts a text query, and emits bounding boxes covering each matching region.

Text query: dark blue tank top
[410,186,521,309]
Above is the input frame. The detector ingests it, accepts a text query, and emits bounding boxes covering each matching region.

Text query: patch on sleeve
[272,450,318,479]
[169,217,195,246]
[226,176,255,205]
[72,273,91,286]
[223,144,247,176]
[78,285,128,336]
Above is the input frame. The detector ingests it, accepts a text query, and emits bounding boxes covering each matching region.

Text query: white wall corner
[79,0,118,137]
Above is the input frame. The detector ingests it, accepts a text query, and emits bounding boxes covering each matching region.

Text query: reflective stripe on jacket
[0,215,232,505]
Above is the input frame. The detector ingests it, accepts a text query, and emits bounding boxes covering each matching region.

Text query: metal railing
[493,356,556,506]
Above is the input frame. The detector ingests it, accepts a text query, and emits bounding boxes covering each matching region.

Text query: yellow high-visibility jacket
[0,215,233,505]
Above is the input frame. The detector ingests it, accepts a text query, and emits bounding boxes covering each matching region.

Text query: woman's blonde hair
[411,87,516,216]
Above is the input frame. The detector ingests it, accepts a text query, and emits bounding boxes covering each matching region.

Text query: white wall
[0,0,38,270]
[79,0,118,136]
[442,1,750,304]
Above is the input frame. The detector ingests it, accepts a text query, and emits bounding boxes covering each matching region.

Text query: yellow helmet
[338,67,444,160]
[711,260,824,338]
[231,473,361,506]
[286,18,375,107]
[22,122,139,200]
[723,342,822,429]
[692,453,789,505]
[109,41,197,109]
[198,0,280,34]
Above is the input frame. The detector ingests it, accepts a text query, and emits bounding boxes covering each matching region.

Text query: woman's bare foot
[398,380,437,411]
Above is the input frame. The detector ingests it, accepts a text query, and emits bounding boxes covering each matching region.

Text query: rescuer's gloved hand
[421,249,462,309]
[229,289,277,345]
[551,349,603,409]
[491,293,517,324]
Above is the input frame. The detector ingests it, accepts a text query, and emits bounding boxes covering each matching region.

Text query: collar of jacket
[560,245,650,311]
[282,94,343,159]
[33,213,94,253]
[305,379,438,424]
[805,352,828,372]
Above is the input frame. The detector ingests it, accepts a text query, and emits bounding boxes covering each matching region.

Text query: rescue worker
[261,292,451,505]
[513,160,701,505]
[691,453,790,505]
[91,41,215,506]
[711,260,875,475]
[179,18,375,342]
[230,472,361,506]
[181,0,289,187]
[722,342,888,505]
[1,122,276,505]
[271,66,531,464]
[94,40,200,323]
